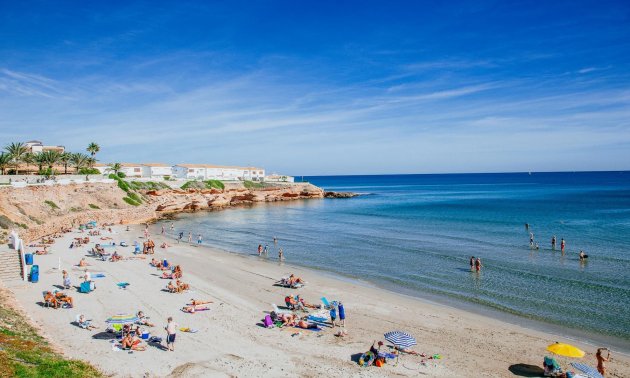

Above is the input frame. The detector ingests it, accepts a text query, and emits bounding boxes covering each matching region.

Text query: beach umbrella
[105,313,139,325]
[546,342,585,358]
[570,362,604,378]
[384,331,417,349]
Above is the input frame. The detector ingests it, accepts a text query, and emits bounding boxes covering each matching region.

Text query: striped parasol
[570,362,604,378]
[384,331,417,349]
[105,313,139,325]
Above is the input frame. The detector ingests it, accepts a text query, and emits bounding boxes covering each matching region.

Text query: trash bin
[24,253,33,265]
[30,265,39,283]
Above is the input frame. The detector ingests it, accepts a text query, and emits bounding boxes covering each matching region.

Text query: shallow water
[170,172,630,346]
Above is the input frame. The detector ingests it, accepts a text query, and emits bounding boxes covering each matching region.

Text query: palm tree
[86,142,100,158]
[0,153,11,175]
[5,142,29,174]
[21,153,36,175]
[58,152,72,174]
[107,162,122,175]
[34,153,46,172]
[70,153,89,173]
[40,150,61,171]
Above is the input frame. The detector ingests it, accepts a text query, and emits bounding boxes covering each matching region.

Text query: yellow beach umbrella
[547,342,585,358]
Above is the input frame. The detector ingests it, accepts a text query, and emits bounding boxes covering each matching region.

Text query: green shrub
[117,172,126,178]
[78,168,100,174]
[44,200,60,210]
[117,180,130,192]
[108,173,117,180]
[38,168,56,177]
[127,192,142,203]
[243,180,263,189]
[205,180,225,189]
[70,207,83,212]
[88,203,100,209]
[123,196,141,206]
[18,223,28,229]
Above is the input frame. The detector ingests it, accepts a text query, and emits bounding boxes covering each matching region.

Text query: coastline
[5,222,629,377]
[163,221,630,355]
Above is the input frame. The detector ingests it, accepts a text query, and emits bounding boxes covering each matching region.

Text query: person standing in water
[257,244,263,256]
[278,248,284,261]
[161,224,165,235]
[561,238,566,253]
[187,232,192,244]
[551,235,556,250]
[475,258,482,272]
[263,244,268,256]
[170,223,174,231]
[178,232,183,244]
[273,236,278,245]
[529,232,534,247]
[470,256,475,271]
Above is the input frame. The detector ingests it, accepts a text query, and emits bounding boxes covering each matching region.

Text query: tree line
[0,142,101,175]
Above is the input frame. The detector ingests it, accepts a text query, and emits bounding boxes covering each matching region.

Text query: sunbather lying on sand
[277,313,297,328]
[35,248,48,255]
[150,258,160,267]
[296,317,319,329]
[137,311,154,327]
[78,258,90,267]
[110,251,122,262]
[160,242,169,249]
[287,274,304,285]
[78,314,97,330]
[167,281,177,293]
[189,299,213,306]
[181,305,210,313]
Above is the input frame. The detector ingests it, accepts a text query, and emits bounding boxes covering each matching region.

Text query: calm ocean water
[170,172,630,347]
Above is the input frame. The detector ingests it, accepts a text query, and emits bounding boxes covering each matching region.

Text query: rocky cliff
[0,182,324,242]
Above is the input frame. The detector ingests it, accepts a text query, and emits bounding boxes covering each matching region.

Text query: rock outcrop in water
[324,191,359,198]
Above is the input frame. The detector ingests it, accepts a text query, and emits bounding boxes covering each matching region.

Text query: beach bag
[263,315,273,328]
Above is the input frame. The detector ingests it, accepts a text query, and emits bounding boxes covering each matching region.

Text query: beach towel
[293,325,322,332]
[179,327,198,333]
[116,282,130,289]
[92,273,106,278]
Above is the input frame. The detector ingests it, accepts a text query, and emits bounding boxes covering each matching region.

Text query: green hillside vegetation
[180,180,224,190]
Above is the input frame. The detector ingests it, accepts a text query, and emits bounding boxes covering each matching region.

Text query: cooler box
[29,265,39,283]
[80,281,94,293]
[24,253,33,265]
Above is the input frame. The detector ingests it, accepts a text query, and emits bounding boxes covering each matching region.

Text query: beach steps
[0,247,23,282]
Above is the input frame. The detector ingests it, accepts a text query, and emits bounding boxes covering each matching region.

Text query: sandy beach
[5,223,630,377]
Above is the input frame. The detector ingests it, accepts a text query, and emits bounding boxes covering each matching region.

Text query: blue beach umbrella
[384,331,417,349]
[570,362,604,378]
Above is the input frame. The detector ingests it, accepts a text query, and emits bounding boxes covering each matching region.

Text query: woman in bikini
[596,348,610,376]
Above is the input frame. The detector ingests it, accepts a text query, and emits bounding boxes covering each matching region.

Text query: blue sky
[1,1,629,175]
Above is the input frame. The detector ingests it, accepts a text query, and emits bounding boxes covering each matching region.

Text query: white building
[265,174,295,183]
[93,163,143,177]
[24,140,65,154]
[173,164,265,181]
[141,163,172,178]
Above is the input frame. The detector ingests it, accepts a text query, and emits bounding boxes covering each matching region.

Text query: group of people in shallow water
[526,223,588,262]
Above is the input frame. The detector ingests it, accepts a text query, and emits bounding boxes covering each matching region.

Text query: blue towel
[93,273,106,278]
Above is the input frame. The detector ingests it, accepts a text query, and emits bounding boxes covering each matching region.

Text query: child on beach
[165,317,178,352]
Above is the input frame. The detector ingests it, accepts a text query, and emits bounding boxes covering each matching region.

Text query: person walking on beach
[561,238,566,253]
[551,235,556,250]
[596,348,610,376]
[475,258,482,272]
[278,248,284,261]
[257,244,263,256]
[178,232,183,244]
[187,232,192,244]
[165,317,178,352]
[470,256,475,271]
[338,301,346,327]
[197,234,202,246]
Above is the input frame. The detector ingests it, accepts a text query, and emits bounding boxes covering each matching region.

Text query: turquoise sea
[169,172,630,349]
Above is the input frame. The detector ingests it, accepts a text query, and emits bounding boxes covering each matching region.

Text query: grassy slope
[0,288,102,378]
